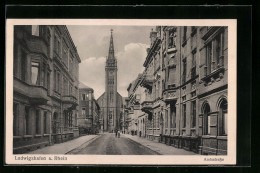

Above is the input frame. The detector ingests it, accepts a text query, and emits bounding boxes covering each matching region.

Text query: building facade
[97,29,123,132]
[13,25,81,154]
[126,26,228,155]
[78,82,100,134]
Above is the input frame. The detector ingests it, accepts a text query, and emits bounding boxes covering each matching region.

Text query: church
[97,30,123,132]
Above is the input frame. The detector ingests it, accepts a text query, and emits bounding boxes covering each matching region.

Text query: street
[67,133,159,155]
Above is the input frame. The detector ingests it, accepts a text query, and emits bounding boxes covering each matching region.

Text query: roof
[79,81,92,89]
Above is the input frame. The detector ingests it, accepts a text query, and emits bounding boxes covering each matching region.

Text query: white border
[5,19,237,165]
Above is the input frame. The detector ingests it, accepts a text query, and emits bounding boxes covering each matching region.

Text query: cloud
[79,56,106,99]
[79,43,149,98]
[117,43,149,96]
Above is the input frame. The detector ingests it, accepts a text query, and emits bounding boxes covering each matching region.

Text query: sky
[67,25,155,99]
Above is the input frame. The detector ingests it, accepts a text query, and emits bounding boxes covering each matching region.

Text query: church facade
[97,30,123,132]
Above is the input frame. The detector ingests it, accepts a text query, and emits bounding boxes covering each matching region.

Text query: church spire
[108,29,115,59]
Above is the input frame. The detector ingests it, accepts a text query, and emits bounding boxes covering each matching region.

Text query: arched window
[203,103,211,135]
[219,99,228,135]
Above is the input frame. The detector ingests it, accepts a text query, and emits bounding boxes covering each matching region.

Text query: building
[97,29,123,132]
[125,74,146,136]
[13,25,81,154]
[129,26,228,155]
[78,82,100,134]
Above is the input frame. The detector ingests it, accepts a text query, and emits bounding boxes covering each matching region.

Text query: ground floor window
[191,100,196,128]
[219,99,228,135]
[35,110,40,134]
[203,103,211,135]
[13,103,19,136]
[44,112,47,134]
[182,104,186,128]
[25,106,30,135]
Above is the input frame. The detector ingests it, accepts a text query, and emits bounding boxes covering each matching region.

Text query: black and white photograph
[5,19,237,165]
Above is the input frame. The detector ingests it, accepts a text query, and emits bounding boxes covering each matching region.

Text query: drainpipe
[179,27,182,146]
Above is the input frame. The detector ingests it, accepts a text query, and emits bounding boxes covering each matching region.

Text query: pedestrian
[115,129,118,137]
[117,131,120,138]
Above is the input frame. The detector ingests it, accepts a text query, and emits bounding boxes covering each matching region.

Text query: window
[82,108,86,115]
[21,50,27,81]
[31,62,40,85]
[205,32,224,75]
[44,112,47,134]
[35,110,40,134]
[69,56,73,73]
[191,101,196,128]
[13,103,19,136]
[182,104,186,128]
[183,26,187,42]
[42,63,46,87]
[82,94,86,101]
[57,73,60,93]
[32,25,39,36]
[153,113,156,128]
[203,103,211,135]
[165,109,168,128]
[192,52,196,67]
[63,45,68,67]
[46,29,51,57]
[25,107,30,135]
[47,72,50,94]
[219,99,228,135]
[168,29,176,49]
[154,84,156,99]
[157,81,160,98]
[69,84,72,95]
[207,116,211,135]
[170,104,176,128]
[182,59,187,84]
[157,111,160,128]
[64,113,68,127]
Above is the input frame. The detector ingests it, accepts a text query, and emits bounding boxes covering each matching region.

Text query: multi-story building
[78,82,100,134]
[131,26,228,155]
[13,25,81,154]
[126,74,146,136]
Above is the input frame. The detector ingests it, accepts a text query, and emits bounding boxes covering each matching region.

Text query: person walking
[115,129,118,137]
[117,130,120,138]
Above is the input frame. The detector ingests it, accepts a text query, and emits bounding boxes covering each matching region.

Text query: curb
[65,135,100,154]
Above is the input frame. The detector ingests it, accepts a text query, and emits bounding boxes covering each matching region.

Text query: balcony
[62,95,78,110]
[13,77,48,105]
[25,36,48,58]
[140,74,154,90]
[163,89,177,103]
[141,101,153,114]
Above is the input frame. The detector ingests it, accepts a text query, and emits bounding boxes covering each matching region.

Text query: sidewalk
[122,134,197,155]
[28,135,98,154]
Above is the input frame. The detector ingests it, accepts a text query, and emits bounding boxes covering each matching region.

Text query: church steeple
[108,29,115,59]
